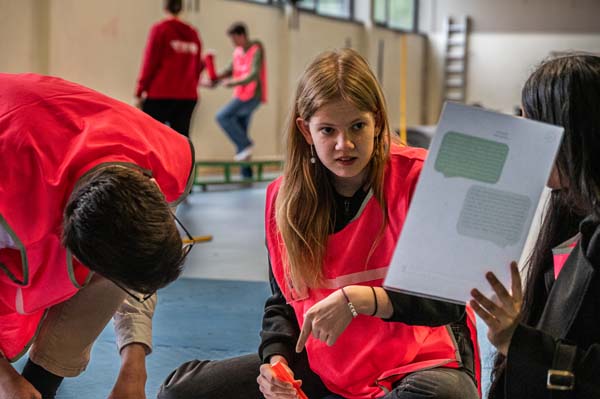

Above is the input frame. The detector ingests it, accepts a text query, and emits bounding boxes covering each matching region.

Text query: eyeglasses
[110,212,198,303]
[174,211,196,261]
[111,278,156,304]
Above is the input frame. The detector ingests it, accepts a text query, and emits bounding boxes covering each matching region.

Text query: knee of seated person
[158,384,217,399]
[157,360,215,399]
[157,376,196,399]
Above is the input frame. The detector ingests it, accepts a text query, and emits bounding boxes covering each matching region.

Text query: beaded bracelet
[341,287,358,318]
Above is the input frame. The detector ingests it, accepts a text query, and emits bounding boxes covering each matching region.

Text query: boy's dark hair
[62,166,185,294]
[227,22,247,37]
[165,0,183,15]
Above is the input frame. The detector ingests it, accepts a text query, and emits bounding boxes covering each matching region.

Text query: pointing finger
[296,314,313,353]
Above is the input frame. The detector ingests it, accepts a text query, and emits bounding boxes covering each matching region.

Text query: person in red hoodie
[135,0,203,137]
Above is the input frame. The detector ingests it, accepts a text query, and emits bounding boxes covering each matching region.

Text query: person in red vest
[0,73,196,399]
[213,22,267,179]
[135,0,204,138]
[157,49,479,399]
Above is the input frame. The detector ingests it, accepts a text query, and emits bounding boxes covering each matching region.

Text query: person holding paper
[469,54,600,398]
[158,49,478,399]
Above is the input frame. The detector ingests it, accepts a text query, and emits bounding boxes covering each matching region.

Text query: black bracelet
[370,286,378,317]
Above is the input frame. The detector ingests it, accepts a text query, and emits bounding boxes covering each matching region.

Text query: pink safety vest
[552,238,579,280]
[0,73,194,360]
[266,146,463,399]
[232,42,267,103]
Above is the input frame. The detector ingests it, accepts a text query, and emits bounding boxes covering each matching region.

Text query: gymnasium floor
[17,183,494,398]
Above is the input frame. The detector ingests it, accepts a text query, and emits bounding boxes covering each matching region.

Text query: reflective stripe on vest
[552,236,579,280]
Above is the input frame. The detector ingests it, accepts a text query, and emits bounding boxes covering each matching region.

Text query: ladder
[442,16,470,105]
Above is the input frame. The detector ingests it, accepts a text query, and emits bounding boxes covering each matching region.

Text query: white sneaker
[234,144,254,161]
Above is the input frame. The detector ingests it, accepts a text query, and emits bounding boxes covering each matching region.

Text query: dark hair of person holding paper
[157,48,479,399]
[469,54,600,398]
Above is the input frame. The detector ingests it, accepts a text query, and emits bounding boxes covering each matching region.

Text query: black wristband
[370,286,378,317]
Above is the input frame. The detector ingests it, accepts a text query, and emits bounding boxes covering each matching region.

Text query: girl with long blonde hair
[158,48,479,399]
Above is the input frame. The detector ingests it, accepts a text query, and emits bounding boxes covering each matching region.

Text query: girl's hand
[257,356,300,399]
[295,290,353,352]
[469,262,523,356]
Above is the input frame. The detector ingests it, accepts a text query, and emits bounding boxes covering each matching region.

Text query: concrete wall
[420,0,600,33]
[0,0,49,74]
[0,0,426,160]
[419,0,600,123]
[367,29,427,129]
[4,0,598,142]
[47,0,159,101]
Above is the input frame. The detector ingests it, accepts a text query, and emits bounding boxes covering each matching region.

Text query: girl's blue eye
[320,127,334,135]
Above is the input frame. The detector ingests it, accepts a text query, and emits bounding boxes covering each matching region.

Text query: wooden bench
[193,159,284,190]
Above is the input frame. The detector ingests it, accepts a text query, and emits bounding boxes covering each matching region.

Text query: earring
[310,145,316,164]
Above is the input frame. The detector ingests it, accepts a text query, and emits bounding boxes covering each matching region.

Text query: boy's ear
[296,117,314,145]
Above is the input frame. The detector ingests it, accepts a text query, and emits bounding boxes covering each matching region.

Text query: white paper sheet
[384,103,564,304]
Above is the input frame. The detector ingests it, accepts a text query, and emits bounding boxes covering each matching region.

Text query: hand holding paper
[470,262,523,356]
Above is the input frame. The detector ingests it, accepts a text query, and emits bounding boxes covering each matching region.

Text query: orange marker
[271,361,309,399]
[182,235,212,244]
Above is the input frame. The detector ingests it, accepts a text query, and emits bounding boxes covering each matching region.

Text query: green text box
[435,131,509,184]
[457,185,531,247]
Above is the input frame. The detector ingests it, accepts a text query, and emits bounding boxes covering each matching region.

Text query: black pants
[142,99,197,137]
[157,352,479,399]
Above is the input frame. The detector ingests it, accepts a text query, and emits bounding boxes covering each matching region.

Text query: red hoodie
[136,18,203,100]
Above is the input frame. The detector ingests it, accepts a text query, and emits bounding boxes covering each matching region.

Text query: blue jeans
[216,97,261,154]
[323,367,479,398]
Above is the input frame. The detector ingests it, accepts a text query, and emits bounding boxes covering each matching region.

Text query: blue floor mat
[16,278,271,399]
